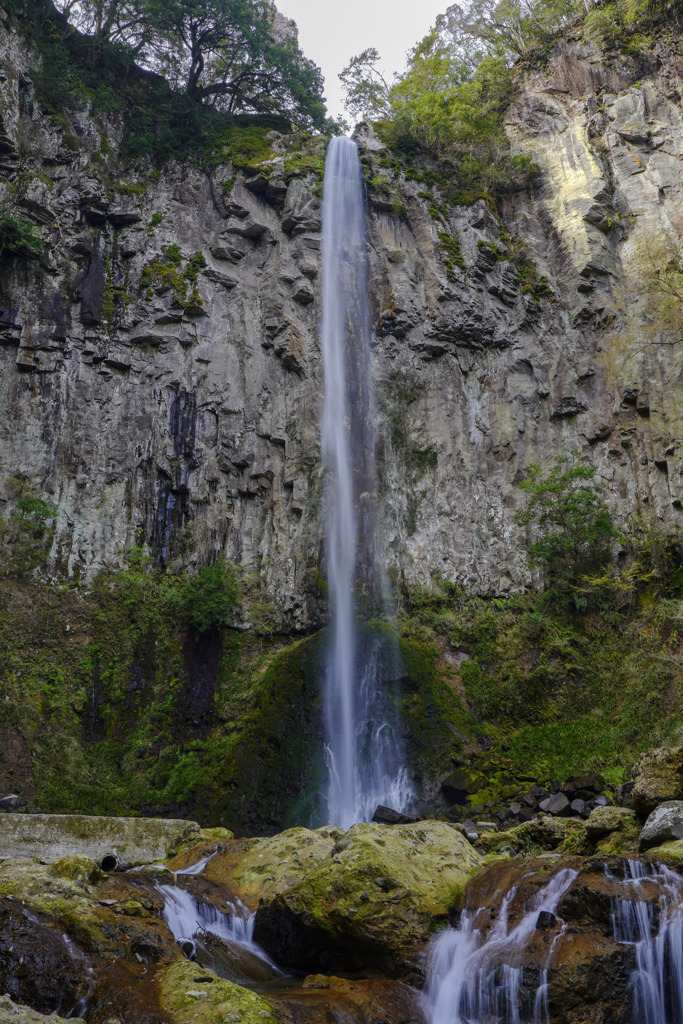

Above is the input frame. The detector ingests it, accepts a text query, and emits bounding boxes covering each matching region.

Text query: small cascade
[320,134,413,829]
[425,868,577,1024]
[157,884,282,982]
[610,859,683,1023]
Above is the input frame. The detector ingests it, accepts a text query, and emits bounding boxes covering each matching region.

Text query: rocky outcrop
[253,821,482,979]
[632,744,683,814]
[4,12,683,614]
[0,813,200,868]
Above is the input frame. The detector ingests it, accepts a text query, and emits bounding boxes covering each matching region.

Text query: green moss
[437,230,466,276]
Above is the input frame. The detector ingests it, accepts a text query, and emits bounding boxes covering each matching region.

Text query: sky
[276,0,450,123]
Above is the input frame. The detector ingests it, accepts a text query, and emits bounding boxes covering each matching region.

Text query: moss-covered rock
[197,826,344,911]
[48,855,106,885]
[159,962,280,1024]
[0,994,84,1024]
[254,820,482,979]
[475,814,589,857]
[0,857,178,963]
[632,745,683,815]
[646,838,683,867]
[585,806,640,855]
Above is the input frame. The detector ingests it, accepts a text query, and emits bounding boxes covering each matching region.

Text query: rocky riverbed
[4,744,683,1024]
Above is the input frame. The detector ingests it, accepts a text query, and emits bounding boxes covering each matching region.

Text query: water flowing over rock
[319,137,412,827]
[426,867,578,1024]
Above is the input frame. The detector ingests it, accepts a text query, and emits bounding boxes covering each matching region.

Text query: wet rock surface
[253,821,482,978]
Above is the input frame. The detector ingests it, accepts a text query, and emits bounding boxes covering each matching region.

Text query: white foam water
[610,859,683,1023]
[425,868,577,1024]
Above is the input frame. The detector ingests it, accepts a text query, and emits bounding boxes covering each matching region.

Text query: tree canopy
[52,0,328,130]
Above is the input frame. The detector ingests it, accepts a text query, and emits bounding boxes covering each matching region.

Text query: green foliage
[0,212,44,261]
[141,244,205,306]
[516,451,620,601]
[339,48,391,122]
[165,560,239,633]
[54,0,328,130]
[399,570,683,793]
[0,486,57,579]
[437,230,467,276]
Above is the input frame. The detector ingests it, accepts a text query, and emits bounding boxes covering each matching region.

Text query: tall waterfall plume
[320,136,412,830]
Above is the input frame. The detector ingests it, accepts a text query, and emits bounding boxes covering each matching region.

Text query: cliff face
[2,8,683,618]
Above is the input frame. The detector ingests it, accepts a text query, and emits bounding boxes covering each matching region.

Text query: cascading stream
[320,135,412,829]
[610,859,683,1023]
[425,868,578,1024]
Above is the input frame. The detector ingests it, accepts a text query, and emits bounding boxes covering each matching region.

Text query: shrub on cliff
[516,451,619,603]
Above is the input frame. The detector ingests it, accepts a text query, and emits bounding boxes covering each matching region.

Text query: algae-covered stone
[475,815,589,857]
[632,745,683,815]
[0,813,200,868]
[585,806,638,840]
[48,855,105,886]
[200,826,343,911]
[160,961,280,1024]
[0,994,84,1024]
[645,839,683,867]
[254,820,482,978]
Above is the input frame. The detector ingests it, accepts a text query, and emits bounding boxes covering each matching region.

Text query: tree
[516,451,619,600]
[53,0,148,49]
[53,0,328,130]
[339,48,391,123]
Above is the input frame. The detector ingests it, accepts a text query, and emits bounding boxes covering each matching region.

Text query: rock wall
[3,7,683,621]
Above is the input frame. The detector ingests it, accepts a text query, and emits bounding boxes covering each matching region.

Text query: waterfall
[610,859,683,1023]
[425,868,578,1024]
[157,884,282,977]
[320,135,412,829]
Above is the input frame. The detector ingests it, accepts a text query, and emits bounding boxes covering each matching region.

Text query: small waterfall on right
[425,868,577,1024]
[609,859,683,1023]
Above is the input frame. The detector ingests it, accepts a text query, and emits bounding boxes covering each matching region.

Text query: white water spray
[320,136,412,829]
[425,867,577,1024]
[610,859,683,1023]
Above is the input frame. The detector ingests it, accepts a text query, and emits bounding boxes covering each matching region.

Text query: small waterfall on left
[319,135,413,829]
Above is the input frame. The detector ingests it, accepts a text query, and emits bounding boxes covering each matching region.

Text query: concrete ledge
[0,814,201,869]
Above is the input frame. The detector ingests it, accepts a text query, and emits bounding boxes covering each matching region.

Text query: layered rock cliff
[2,7,683,622]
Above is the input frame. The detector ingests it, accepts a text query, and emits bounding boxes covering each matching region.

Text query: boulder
[585,806,640,855]
[0,813,200,869]
[371,805,416,825]
[538,793,571,816]
[159,962,279,1024]
[0,995,84,1024]
[632,745,683,815]
[0,794,22,810]
[639,800,683,852]
[475,814,588,857]
[195,826,343,911]
[253,821,482,978]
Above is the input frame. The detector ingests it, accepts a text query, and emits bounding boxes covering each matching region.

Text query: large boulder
[639,800,683,852]
[159,962,280,1024]
[585,806,640,854]
[631,746,683,815]
[253,821,482,978]
[191,826,344,912]
[0,814,200,869]
[475,814,588,856]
